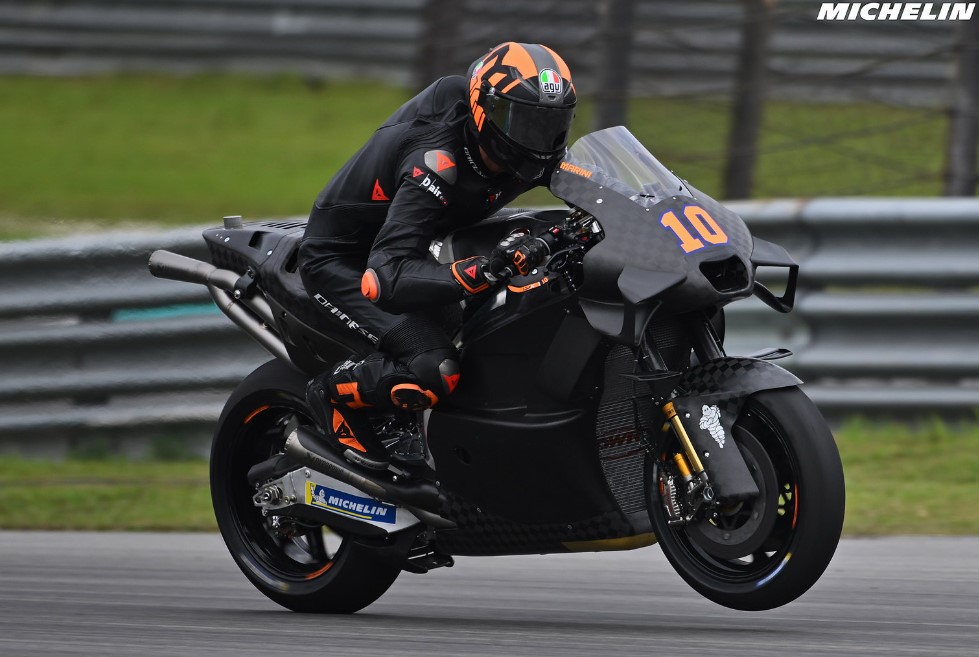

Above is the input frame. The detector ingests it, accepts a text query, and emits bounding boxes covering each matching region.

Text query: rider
[299,42,577,470]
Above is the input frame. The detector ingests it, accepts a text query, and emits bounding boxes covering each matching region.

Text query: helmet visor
[487,94,575,155]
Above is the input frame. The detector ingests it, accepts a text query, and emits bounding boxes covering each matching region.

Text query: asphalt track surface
[0,532,976,657]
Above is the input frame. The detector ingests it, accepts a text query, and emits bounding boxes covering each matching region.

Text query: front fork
[650,312,724,526]
[660,401,718,525]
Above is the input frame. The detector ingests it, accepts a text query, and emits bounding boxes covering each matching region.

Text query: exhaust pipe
[208,284,291,363]
[149,250,291,364]
[284,427,455,529]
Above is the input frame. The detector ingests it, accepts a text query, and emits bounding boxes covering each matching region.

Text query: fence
[2,198,979,454]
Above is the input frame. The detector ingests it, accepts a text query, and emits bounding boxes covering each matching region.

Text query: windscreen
[559,126,692,202]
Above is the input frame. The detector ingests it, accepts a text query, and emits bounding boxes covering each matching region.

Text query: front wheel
[646,386,845,610]
[210,360,401,613]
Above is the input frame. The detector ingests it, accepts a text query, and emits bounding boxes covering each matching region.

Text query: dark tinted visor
[487,95,574,155]
[485,132,551,181]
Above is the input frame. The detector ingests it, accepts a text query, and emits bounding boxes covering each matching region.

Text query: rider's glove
[451,255,491,295]
[489,233,550,277]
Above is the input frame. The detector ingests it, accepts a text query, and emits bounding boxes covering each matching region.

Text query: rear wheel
[646,386,845,610]
[210,360,401,613]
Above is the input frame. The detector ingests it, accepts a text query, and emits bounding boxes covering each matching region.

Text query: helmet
[467,42,577,182]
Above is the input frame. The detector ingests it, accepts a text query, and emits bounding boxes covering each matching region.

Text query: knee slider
[406,348,460,398]
[389,350,459,411]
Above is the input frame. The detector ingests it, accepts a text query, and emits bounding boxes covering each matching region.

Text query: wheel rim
[654,402,801,585]
[222,399,344,582]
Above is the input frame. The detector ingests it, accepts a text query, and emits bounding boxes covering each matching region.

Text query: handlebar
[484,227,565,281]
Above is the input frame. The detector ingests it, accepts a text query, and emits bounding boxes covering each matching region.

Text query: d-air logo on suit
[408,150,456,206]
[419,176,447,205]
[411,165,448,204]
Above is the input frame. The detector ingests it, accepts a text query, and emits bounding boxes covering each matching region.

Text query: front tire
[646,386,845,610]
[210,360,401,613]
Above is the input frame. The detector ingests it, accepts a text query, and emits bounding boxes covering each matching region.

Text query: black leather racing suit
[298,75,537,412]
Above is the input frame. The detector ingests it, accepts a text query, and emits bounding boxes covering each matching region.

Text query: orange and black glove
[488,233,551,277]
[451,255,491,295]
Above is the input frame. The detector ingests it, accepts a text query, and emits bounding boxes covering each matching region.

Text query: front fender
[677,356,801,399]
[667,357,802,500]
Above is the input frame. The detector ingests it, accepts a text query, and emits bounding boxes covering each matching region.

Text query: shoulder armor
[423,149,458,185]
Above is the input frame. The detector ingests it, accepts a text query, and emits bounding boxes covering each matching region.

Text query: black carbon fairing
[431,344,653,556]
[550,128,756,341]
[204,220,370,372]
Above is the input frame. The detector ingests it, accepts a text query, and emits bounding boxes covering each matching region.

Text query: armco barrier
[2,197,979,448]
[725,198,979,412]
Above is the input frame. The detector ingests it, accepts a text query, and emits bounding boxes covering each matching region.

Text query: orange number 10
[660,206,729,253]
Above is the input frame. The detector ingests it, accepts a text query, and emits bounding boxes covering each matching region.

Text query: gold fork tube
[662,401,706,474]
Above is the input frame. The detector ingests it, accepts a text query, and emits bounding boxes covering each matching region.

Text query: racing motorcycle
[148,126,844,614]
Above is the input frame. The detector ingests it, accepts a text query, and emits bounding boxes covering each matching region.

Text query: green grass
[837,417,979,535]
[0,74,952,239]
[0,417,976,533]
[0,75,412,239]
[0,459,214,531]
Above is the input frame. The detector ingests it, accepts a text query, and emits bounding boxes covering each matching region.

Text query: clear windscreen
[561,126,692,201]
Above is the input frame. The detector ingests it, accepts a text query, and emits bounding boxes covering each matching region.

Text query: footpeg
[404,551,455,574]
[386,432,428,466]
[403,535,455,574]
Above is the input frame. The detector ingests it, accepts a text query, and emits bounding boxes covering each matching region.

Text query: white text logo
[818,3,975,20]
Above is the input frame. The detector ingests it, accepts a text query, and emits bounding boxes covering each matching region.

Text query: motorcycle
[149,126,844,613]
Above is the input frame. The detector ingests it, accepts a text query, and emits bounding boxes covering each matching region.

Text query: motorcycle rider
[299,42,577,470]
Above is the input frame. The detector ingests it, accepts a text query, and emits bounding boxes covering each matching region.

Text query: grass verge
[837,417,978,535]
[0,417,975,534]
[0,459,214,531]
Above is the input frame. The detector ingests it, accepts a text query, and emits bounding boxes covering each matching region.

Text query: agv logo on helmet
[538,69,562,96]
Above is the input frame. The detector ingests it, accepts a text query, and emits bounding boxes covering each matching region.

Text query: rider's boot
[306,364,391,471]
[326,404,391,471]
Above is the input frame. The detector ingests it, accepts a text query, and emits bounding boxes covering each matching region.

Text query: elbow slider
[361,268,381,302]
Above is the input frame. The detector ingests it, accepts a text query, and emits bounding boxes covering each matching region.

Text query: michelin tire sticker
[306,482,397,524]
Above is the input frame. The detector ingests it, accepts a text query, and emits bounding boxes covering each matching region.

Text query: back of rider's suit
[298,75,535,410]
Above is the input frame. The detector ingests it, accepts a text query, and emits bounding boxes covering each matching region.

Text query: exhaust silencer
[284,427,454,528]
[148,250,218,286]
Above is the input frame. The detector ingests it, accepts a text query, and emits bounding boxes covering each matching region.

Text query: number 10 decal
[660,205,729,253]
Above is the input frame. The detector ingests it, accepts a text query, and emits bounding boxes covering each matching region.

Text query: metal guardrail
[0,0,425,84]
[2,198,979,446]
[0,227,257,443]
[725,198,979,412]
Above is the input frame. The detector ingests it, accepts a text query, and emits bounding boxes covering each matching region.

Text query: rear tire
[646,386,845,610]
[210,360,401,613]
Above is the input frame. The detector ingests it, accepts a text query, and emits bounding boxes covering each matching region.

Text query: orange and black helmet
[467,42,577,182]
